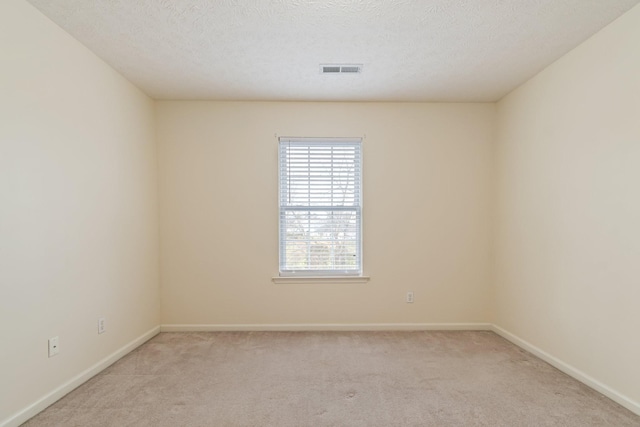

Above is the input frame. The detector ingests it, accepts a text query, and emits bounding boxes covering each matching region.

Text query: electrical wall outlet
[98,317,106,334]
[406,291,414,303]
[48,336,59,357]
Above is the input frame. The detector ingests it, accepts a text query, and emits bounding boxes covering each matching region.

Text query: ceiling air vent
[321,64,363,74]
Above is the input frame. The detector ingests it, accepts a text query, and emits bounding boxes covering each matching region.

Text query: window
[278,137,362,276]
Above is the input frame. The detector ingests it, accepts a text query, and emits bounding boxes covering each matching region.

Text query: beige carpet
[23,331,640,426]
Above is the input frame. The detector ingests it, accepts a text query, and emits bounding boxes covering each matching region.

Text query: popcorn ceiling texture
[26,0,639,101]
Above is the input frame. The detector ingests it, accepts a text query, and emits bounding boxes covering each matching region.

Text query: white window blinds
[278,137,362,276]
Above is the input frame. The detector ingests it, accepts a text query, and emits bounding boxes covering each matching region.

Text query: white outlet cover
[48,336,59,357]
[98,317,106,334]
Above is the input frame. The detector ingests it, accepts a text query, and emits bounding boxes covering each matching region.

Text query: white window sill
[272,276,370,284]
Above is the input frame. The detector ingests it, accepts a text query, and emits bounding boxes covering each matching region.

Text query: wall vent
[320,64,363,74]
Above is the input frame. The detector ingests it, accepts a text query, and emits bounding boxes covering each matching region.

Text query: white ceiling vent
[321,64,363,74]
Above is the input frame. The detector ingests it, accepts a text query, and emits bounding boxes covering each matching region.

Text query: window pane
[279,138,362,275]
[281,209,359,271]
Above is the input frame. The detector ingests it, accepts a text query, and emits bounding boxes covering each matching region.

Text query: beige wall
[157,101,495,326]
[494,4,640,407]
[4,0,640,421]
[0,0,160,422]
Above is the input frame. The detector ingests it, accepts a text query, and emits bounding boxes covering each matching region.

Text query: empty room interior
[1,0,639,426]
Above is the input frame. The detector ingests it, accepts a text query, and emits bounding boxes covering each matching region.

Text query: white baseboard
[160,323,493,332]
[1,326,160,427]
[491,324,640,416]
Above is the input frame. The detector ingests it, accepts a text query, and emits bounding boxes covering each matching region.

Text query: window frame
[278,137,363,277]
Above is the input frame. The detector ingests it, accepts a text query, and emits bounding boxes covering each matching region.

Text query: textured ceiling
[26,0,640,101]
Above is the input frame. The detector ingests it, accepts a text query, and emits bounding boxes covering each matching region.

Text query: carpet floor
[22,331,640,426]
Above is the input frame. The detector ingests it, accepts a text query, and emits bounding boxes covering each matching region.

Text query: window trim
[278,136,363,277]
